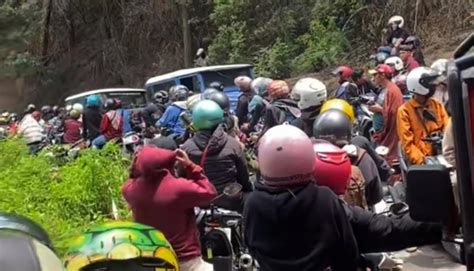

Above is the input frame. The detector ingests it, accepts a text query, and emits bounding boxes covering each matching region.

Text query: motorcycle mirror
[389,202,409,216]
[375,146,389,157]
[223,183,243,197]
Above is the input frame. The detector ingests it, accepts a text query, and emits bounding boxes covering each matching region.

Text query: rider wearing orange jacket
[397,67,449,165]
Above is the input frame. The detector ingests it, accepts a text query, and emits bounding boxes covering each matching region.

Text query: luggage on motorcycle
[344,165,369,209]
[406,164,455,222]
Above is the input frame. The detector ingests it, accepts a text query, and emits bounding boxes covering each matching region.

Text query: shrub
[292,19,348,74]
[208,21,250,64]
[0,140,129,255]
[254,39,297,79]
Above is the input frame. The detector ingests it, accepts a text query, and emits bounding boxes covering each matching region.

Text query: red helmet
[333,66,353,79]
[258,125,315,187]
[313,140,351,195]
[369,64,394,79]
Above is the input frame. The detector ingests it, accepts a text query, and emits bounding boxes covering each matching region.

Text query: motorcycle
[351,94,376,141]
[122,131,143,155]
[196,183,256,271]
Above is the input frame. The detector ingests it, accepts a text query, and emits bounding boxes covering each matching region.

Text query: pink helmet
[258,125,315,187]
[234,76,252,91]
[313,140,352,195]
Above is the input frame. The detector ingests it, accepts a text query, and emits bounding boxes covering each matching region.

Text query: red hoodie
[122,146,217,261]
[100,110,123,140]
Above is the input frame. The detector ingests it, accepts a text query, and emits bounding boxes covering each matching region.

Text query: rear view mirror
[406,164,455,223]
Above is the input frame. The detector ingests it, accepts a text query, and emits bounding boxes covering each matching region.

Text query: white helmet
[430,59,448,75]
[251,77,273,96]
[291,78,327,110]
[406,67,441,96]
[65,105,73,112]
[388,15,404,28]
[385,56,404,72]
[196,48,205,56]
[72,103,84,114]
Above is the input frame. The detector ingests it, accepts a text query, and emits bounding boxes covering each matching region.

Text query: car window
[105,92,147,109]
[149,81,176,94]
[201,68,253,88]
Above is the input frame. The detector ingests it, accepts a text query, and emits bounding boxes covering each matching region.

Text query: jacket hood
[130,146,176,181]
[172,101,187,110]
[192,125,228,155]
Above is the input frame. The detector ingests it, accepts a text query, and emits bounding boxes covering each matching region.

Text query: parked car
[145,64,255,111]
[65,88,148,110]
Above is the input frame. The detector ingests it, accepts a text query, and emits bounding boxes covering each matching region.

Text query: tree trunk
[179,0,192,68]
[40,0,53,60]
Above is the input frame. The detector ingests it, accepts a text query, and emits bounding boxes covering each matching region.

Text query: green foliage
[0,2,41,77]
[0,140,130,255]
[209,0,352,78]
[293,20,348,74]
[254,39,297,79]
[208,21,250,64]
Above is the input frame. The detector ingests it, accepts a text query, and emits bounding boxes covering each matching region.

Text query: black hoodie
[82,107,102,141]
[181,125,251,194]
[244,182,359,271]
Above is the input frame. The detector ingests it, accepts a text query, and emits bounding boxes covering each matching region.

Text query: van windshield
[105,92,147,109]
[201,68,253,88]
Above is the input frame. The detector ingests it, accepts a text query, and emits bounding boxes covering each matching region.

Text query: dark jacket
[352,147,384,206]
[262,98,300,134]
[82,107,102,141]
[142,104,159,128]
[344,203,442,253]
[357,79,379,95]
[291,106,321,137]
[236,92,254,126]
[244,182,359,271]
[181,125,252,194]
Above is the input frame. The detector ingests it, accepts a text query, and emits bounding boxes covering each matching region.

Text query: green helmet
[0,212,54,250]
[64,221,179,271]
[192,100,224,131]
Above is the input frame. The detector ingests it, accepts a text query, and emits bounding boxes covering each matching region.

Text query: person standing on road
[122,146,216,271]
[368,64,404,165]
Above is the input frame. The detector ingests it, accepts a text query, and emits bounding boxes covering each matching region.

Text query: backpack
[344,148,369,209]
[268,100,300,124]
[344,165,368,209]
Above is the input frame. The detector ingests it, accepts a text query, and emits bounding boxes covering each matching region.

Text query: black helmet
[174,88,189,102]
[104,98,116,110]
[169,85,189,101]
[0,212,54,250]
[202,87,219,100]
[313,109,352,147]
[154,90,169,104]
[208,91,230,111]
[209,81,225,92]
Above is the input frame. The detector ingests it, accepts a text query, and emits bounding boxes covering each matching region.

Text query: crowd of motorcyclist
[0,15,462,271]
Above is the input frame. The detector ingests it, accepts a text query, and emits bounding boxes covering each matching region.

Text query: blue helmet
[86,95,100,107]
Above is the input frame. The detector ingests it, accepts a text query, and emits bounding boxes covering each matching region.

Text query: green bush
[292,19,348,74]
[208,21,250,64]
[254,39,297,79]
[0,140,130,255]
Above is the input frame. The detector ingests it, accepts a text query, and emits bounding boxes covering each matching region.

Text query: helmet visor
[419,71,443,94]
